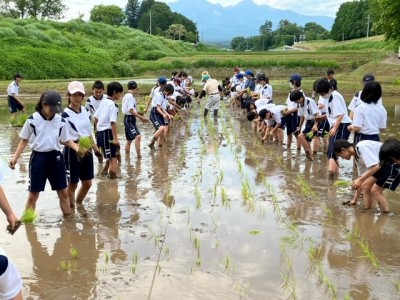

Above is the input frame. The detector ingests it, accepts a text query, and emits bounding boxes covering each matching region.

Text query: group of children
[223,67,398,213]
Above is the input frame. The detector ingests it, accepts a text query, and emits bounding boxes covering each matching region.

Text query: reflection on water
[0,97,399,299]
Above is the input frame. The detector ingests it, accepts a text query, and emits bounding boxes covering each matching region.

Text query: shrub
[137,50,166,61]
[12,26,27,37]
[112,61,134,77]
[0,27,17,38]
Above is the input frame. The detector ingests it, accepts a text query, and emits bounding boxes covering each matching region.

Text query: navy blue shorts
[29,150,68,192]
[327,123,351,159]
[302,120,316,142]
[317,113,330,137]
[64,146,94,184]
[150,107,166,131]
[7,95,24,113]
[286,113,299,135]
[97,129,118,159]
[373,163,400,191]
[124,115,140,140]
[354,133,380,145]
[278,116,287,130]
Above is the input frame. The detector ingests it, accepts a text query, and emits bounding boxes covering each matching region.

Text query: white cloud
[62,0,348,20]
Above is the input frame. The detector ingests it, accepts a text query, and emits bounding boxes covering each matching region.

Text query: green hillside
[0,17,205,80]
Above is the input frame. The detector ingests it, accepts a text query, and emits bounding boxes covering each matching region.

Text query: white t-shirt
[353,102,387,134]
[318,95,327,114]
[255,98,270,109]
[0,248,22,300]
[121,93,137,115]
[85,94,107,117]
[149,86,161,99]
[286,89,304,110]
[19,112,70,152]
[7,81,19,96]
[94,98,119,131]
[260,84,273,100]
[152,92,168,110]
[327,90,352,126]
[270,105,286,124]
[256,103,275,114]
[355,140,382,175]
[62,106,92,141]
[297,97,319,121]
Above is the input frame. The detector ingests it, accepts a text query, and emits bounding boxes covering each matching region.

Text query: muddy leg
[57,188,72,216]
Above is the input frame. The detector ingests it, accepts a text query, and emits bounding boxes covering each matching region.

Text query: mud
[0,98,400,299]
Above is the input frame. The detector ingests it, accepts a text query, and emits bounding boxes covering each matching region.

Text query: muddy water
[0,98,400,300]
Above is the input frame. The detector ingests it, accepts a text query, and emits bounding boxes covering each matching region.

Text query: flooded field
[0,97,400,299]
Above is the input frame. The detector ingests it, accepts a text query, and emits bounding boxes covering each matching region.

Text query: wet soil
[1,100,400,299]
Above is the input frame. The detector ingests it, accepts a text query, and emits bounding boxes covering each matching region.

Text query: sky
[62,0,349,20]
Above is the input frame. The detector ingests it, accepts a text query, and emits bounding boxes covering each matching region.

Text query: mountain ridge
[169,0,334,43]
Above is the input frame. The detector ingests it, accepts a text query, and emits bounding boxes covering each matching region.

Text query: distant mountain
[169,0,334,43]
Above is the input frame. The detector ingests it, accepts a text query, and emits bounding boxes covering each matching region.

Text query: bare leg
[67,182,78,208]
[76,180,92,203]
[361,176,377,209]
[125,140,132,153]
[57,188,72,216]
[135,135,142,158]
[26,192,40,211]
[371,184,389,212]
[108,157,118,179]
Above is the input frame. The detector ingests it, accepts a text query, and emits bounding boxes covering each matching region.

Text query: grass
[9,113,28,127]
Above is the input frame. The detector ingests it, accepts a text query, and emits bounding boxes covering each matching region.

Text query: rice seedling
[195,186,202,209]
[308,245,323,264]
[193,236,201,253]
[234,280,251,299]
[391,278,400,292]
[237,160,244,177]
[20,208,37,224]
[104,252,110,264]
[334,179,351,187]
[196,258,202,267]
[70,247,78,259]
[157,263,162,274]
[305,130,316,140]
[130,252,139,274]
[241,178,255,211]
[324,207,334,220]
[213,181,218,202]
[59,260,72,271]
[164,247,170,260]
[220,187,230,210]
[346,228,380,268]
[249,230,261,235]
[78,136,94,152]
[344,292,352,300]
[296,175,318,199]
[218,171,224,184]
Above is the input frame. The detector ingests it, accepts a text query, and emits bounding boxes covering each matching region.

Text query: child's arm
[352,164,381,190]
[130,108,148,123]
[0,186,19,230]
[111,121,119,146]
[9,139,29,169]
[329,114,344,136]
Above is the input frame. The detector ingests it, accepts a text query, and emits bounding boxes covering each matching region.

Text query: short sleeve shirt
[94,98,118,131]
[7,81,19,96]
[61,106,92,141]
[353,102,387,134]
[297,97,319,120]
[122,93,137,115]
[85,94,107,117]
[19,111,70,151]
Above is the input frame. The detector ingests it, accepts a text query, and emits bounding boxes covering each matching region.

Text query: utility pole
[149,11,152,35]
[367,13,370,38]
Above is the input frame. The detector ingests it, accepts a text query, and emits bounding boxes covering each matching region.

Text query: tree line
[0,0,198,43]
[231,0,400,51]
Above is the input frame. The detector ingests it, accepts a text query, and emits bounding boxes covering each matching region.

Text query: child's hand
[9,158,17,170]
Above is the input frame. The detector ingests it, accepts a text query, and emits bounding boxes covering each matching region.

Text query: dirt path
[382,52,400,65]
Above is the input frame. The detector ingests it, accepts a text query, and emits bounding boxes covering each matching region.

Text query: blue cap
[158,77,167,85]
[289,74,301,82]
[236,73,243,79]
[245,70,253,77]
[202,74,210,81]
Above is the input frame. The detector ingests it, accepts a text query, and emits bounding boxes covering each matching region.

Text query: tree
[137,0,154,21]
[331,0,374,41]
[125,0,139,28]
[304,22,330,40]
[259,20,272,35]
[373,0,400,40]
[166,24,186,40]
[10,0,66,19]
[231,36,246,51]
[90,4,125,26]
[0,0,19,17]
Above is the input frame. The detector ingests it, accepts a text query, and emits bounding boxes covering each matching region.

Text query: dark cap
[43,91,62,114]
[236,73,244,79]
[362,74,375,82]
[158,77,167,85]
[14,73,23,80]
[289,74,301,82]
[259,75,267,81]
[326,69,334,75]
[128,81,138,89]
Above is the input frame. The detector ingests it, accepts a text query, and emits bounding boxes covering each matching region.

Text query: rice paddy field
[0,82,400,299]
